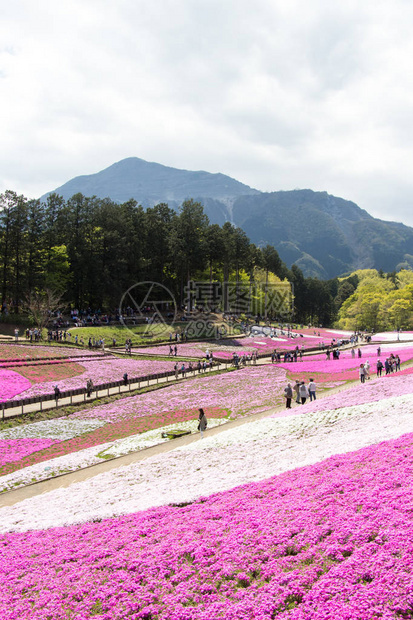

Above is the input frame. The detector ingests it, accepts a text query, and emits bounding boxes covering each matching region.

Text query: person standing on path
[284,383,293,409]
[198,408,207,438]
[86,378,94,397]
[359,364,366,383]
[299,381,309,405]
[376,359,383,377]
[293,380,300,404]
[308,378,316,401]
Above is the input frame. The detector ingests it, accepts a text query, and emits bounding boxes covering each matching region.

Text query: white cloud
[1,0,413,224]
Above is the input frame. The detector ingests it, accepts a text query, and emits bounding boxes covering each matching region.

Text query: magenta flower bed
[0,438,59,465]
[0,369,32,402]
[2,434,413,618]
[275,345,413,376]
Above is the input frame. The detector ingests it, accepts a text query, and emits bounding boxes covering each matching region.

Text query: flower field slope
[0,438,59,466]
[68,365,288,423]
[0,366,287,478]
[0,369,31,401]
[2,333,413,619]
[2,434,413,618]
[3,386,413,531]
[0,344,100,361]
[14,357,177,399]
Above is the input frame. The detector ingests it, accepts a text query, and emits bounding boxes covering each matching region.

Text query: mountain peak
[41,157,259,205]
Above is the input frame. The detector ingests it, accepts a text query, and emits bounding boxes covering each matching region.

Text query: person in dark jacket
[284,383,293,409]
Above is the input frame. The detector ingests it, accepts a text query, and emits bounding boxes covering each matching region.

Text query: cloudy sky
[2,0,413,224]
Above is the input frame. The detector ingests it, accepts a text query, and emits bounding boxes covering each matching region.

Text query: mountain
[42,157,413,279]
[231,190,413,278]
[41,157,259,207]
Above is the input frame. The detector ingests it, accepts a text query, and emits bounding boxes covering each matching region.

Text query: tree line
[2,190,407,328]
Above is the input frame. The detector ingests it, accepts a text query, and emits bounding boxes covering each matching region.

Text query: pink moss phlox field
[0,344,102,362]
[372,330,413,342]
[0,369,32,401]
[300,372,413,415]
[3,435,413,619]
[275,345,413,377]
[0,438,59,465]
[17,357,179,399]
[70,365,288,423]
[0,355,103,369]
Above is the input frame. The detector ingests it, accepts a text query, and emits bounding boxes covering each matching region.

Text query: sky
[2,0,413,225]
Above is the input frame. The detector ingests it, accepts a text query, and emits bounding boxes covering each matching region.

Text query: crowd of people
[283,379,317,408]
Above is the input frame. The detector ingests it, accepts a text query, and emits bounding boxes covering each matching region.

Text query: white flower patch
[98,418,227,459]
[177,393,413,451]
[0,419,227,493]
[0,418,106,442]
[2,391,413,532]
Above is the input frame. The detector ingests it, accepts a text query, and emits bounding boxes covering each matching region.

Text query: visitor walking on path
[359,364,366,383]
[54,385,61,404]
[198,408,207,438]
[293,380,300,404]
[86,378,94,397]
[376,359,383,377]
[308,378,316,401]
[299,381,309,405]
[284,383,293,409]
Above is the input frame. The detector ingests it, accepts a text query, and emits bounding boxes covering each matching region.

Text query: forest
[0,190,412,329]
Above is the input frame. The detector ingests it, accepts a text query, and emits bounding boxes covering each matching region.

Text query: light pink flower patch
[0,369,32,402]
[0,438,59,465]
[16,358,178,399]
[70,365,288,423]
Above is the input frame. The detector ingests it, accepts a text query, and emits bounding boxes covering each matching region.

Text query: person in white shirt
[308,379,316,401]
